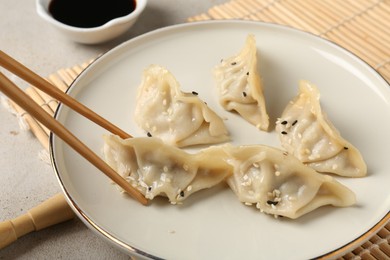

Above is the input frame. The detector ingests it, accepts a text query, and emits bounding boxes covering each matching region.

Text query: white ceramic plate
[51,21,390,259]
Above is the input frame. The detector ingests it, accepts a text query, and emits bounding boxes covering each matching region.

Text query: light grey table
[0,1,226,258]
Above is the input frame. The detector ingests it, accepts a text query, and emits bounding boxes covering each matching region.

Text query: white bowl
[36,0,147,44]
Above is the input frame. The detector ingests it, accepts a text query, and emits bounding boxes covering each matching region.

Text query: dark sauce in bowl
[49,0,136,28]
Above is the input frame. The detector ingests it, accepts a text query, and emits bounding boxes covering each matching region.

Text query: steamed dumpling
[103,135,231,204]
[103,135,356,218]
[275,80,367,177]
[223,144,356,219]
[134,65,230,147]
[213,34,269,131]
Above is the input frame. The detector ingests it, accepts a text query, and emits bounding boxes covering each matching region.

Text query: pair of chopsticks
[0,50,148,206]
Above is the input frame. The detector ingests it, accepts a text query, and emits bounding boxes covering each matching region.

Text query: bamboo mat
[3,0,389,259]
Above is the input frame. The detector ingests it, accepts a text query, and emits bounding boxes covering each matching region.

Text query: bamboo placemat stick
[71,65,84,75]
[65,68,78,81]
[0,193,76,250]
[25,87,52,135]
[57,69,74,87]
[8,100,49,151]
[48,74,68,93]
[33,87,59,112]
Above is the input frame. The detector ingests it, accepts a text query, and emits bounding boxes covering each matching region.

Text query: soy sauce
[49,0,136,28]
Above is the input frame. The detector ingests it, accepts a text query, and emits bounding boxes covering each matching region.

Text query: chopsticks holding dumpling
[0,51,147,206]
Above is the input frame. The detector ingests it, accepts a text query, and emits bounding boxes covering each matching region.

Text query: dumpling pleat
[276,80,367,177]
[103,135,232,203]
[213,34,269,131]
[134,65,230,147]
[223,144,356,219]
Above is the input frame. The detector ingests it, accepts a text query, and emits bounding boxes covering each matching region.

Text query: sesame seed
[192,91,198,95]
[344,147,349,150]
[187,185,192,192]
[267,200,279,206]
[231,62,237,65]
[292,120,298,126]
[180,190,185,197]
[281,131,288,135]
[244,202,252,206]
[246,72,249,76]
[275,171,281,176]
[147,132,152,137]
[242,181,251,187]
[242,91,247,97]
[281,120,288,125]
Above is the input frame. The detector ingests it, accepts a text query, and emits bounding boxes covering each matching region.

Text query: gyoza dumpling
[275,80,367,177]
[213,34,269,131]
[103,135,232,204]
[223,144,356,219]
[134,65,230,147]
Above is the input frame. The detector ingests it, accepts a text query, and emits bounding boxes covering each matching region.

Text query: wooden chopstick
[0,50,132,139]
[0,69,147,207]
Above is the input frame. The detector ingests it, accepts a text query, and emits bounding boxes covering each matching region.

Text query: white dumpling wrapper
[275,80,367,177]
[213,34,269,131]
[134,65,229,147]
[223,144,356,219]
[103,135,231,203]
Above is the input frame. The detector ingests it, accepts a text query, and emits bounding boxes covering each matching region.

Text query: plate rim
[50,20,390,259]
